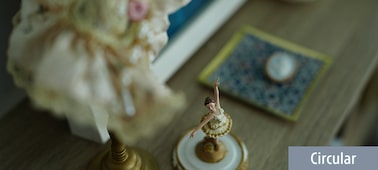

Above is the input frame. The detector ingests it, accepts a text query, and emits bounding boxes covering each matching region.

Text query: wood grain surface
[1,0,378,169]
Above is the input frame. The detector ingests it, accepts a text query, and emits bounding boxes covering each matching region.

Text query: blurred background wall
[0,0,24,117]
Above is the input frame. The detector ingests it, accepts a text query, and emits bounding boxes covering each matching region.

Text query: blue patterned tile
[200,27,331,121]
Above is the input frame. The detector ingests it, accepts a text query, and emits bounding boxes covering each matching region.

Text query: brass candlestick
[88,132,158,170]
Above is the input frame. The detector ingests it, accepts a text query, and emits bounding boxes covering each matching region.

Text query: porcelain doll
[7,0,189,144]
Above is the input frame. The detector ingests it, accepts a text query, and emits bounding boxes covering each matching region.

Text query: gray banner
[289,146,378,170]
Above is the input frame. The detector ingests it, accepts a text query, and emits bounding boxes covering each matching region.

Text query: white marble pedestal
[173,129,248,170]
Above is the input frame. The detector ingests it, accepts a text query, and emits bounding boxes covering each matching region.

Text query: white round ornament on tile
[266,52,298,83]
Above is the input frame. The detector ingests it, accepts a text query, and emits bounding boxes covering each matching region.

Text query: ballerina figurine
[190,78,232,162]
[172,78,247,168]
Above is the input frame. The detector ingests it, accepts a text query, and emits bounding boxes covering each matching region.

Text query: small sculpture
[190,78,232,162]
[172,78,248,170]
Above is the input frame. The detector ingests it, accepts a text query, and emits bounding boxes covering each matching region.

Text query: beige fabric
[7,0,189,144]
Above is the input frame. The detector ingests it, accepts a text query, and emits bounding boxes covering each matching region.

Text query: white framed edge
[152,0,246,83]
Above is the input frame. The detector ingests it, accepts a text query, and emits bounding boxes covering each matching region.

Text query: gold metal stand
[195,138,227,163]
[88,132,159,170]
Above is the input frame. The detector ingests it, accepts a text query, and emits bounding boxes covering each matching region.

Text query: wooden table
[1,0,378,169]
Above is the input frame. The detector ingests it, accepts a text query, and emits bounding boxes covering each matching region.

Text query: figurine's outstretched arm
[214,78,221,108]
[190,114,214,138]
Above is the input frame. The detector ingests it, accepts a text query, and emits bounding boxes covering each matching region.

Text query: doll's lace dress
[7,0,189,144]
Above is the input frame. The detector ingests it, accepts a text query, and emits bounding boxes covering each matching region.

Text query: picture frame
[152,0,246,82]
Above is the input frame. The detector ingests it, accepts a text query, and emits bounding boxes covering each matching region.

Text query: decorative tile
[198,26,332,121]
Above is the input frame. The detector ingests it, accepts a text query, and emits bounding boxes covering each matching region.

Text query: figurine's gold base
[87,146,158,170]
[195,139,227,163]
[88,132,158,170]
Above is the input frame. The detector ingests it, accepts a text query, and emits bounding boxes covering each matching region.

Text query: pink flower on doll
[128,0,149,21]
